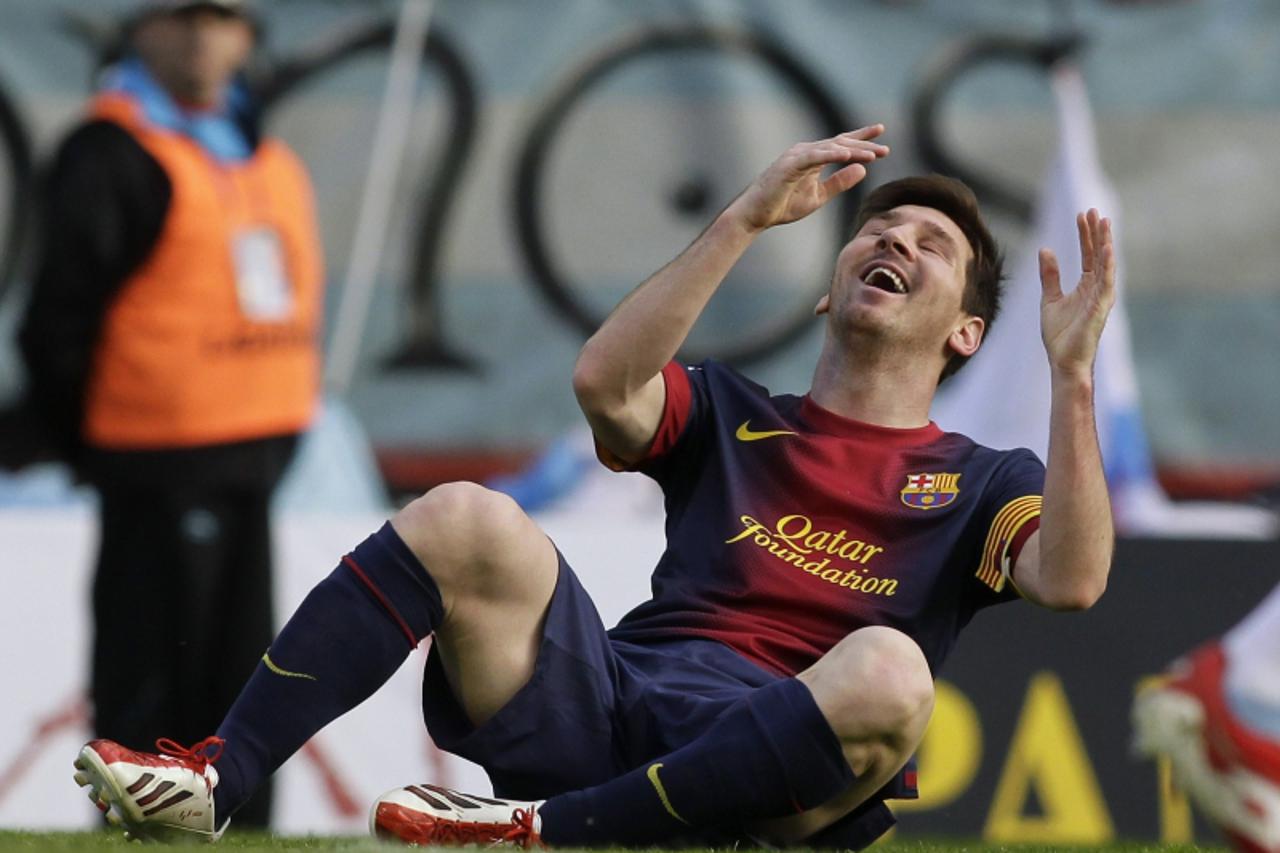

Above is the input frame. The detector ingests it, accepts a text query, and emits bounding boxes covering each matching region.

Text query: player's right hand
[726,126,889,233]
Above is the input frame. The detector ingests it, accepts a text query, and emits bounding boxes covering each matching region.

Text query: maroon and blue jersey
[605,360,1045,676]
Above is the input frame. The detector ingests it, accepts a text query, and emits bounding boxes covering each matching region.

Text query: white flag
[931,65,1275,538]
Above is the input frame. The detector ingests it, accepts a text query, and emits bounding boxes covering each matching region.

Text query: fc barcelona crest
[900,472,961,510]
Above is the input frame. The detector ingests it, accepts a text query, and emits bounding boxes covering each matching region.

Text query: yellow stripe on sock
[645,763,689,825]
[262,652,317,681]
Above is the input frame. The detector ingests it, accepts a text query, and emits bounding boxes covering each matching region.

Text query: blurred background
[0,0,1277,843]
[0,0,1277,506]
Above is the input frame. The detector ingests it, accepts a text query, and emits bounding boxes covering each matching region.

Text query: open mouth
[861,264,909,295]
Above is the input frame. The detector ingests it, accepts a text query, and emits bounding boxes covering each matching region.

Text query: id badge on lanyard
[233,227,293,321]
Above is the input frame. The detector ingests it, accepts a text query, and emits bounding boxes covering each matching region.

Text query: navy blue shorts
[420,552,779,799]
[420,553,901,847]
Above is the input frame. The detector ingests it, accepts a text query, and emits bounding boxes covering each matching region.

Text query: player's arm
[573,127,890,464]
[1011,210,1117,610]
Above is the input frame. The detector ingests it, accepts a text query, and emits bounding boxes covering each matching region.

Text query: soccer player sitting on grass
[74,125,1117,848]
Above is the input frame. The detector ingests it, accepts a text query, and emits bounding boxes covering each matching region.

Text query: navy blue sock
[802,798,896,850]
[212,523,443,818]
[538,678,855,846]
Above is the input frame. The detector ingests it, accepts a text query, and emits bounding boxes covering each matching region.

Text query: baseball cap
[137,0,253,17]
[130,0,261,39]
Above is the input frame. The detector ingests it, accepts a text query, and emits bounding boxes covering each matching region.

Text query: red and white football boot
[73,736,226,842]
[371,782,544,847]
[1134,643,1280,853]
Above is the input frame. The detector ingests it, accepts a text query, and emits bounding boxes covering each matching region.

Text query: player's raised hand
[1038,208,1117,378]
[727,126,889,233]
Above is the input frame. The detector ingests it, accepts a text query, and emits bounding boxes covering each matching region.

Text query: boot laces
[502,807,542,848]
[154,736,225,772]
[420,805,541,848]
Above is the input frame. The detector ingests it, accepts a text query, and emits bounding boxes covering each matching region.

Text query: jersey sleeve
[593,360,707,473]
[971,449,1045,602]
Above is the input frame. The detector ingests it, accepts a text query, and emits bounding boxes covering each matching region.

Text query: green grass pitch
[0,831,1230,852]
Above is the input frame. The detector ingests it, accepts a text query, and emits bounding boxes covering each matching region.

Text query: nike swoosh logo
[735,420,797,442]
[645,763,689,824]
[262,651,317,681]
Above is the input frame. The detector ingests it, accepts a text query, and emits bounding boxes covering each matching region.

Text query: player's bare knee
[391,481,530,591]
[801,626,933,746]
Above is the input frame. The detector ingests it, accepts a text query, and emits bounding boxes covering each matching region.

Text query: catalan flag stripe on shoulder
[976,495,1042,592]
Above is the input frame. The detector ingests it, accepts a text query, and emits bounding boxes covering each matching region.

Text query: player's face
[134,8,254,107]
[824,204,979,363]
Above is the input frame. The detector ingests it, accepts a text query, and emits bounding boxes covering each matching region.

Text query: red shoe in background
[1134,643,1280,853]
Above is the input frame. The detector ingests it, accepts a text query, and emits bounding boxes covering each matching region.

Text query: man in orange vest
[19,0,323,828]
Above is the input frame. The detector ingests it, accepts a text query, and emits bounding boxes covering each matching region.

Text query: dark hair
[854,175,1004,382]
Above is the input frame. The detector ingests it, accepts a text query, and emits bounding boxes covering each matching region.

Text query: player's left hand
[1038,208,1117,378]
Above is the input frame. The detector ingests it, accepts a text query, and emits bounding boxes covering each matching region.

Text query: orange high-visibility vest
[83,92,323,449]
